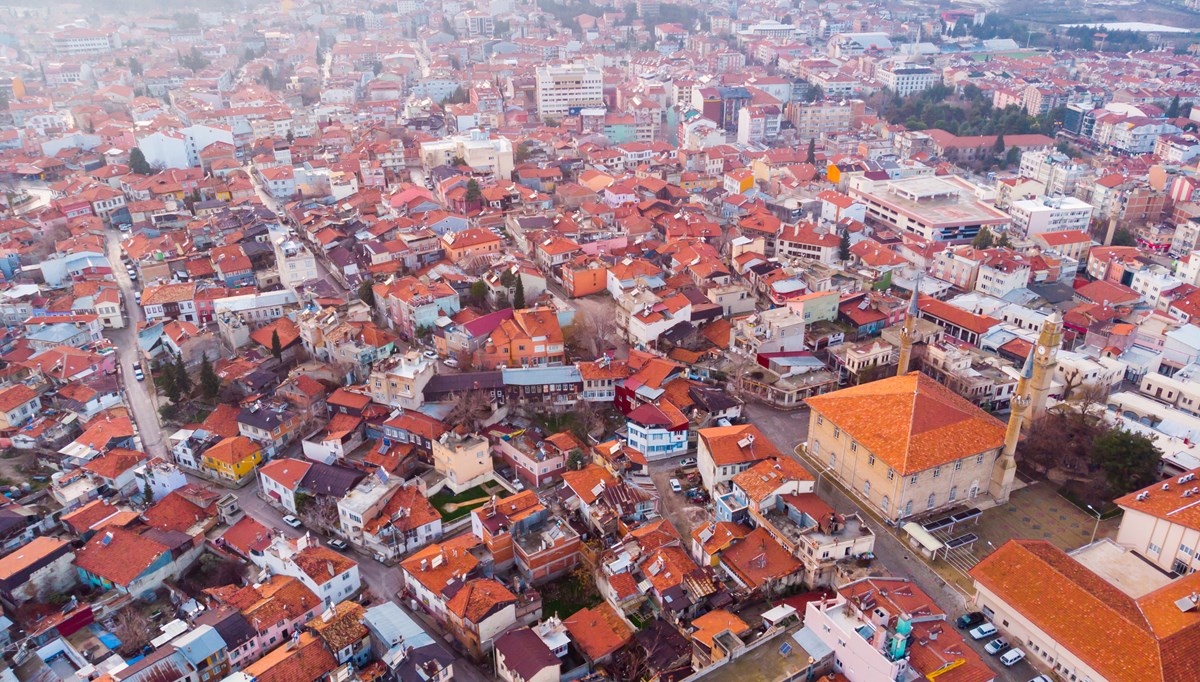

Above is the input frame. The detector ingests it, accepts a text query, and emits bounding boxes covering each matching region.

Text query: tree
[129,148,152,175]
[358,279,376,306]
[271,329,283,360]
[199,354,221,400]
[806,138,817,164]
[567,448,587,470]
[259,66,274,89]
[465,179,482,203]
[992,133,1006,155]
[995,231,1013,248]
[469,279,488,307]
[161,360,181,404]
[143,478,154,503]
[513,276,526,309]
[838,227,850,261]
[450,155,466,167]
[298,495,341,533]
[174,353,191,395]
[1168,94,1181,118]
[113,608,154,657]
[972,227,995,249]
[129,56,143,76]
[1111,228,1138,247]
[1092,429,1161,495]
[446,390,490,433]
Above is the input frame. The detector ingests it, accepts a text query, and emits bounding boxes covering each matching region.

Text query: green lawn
[430,483,510,521]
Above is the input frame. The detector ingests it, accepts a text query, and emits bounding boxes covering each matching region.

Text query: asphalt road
[104,228,167,459]
[204,473,491,682]
[742,403,1037,682]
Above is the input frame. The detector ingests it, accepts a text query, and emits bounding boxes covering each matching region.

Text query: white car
[443,357,459,368]
[679,457,696,466]
[670,479,682,493]
[133,366,145,382]
[969,623,997,640]
[422,350,437,360]
[282,515,302,528]
[1000,648,1026,667]
[984,638,1010,655]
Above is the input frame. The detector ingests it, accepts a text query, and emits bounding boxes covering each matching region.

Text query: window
[864,480,870,495]
[834,427,841,439]
[976,453,985,464]
[933,466,941,478]
[904,499,913,516]
[817,415,823,426]
[829,453,836,467]
[1150,543,1162,554]
[1184,544,1195,557]
[887,468,895,481]
[954,460,963,471]
[909,474,918,484]
[927,493,936,509]
[882,496,889,512]
[949,486,958,502]
[867,454,875,466]
[851,442,858,452]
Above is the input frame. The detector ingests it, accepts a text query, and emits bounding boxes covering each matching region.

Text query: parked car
[984,638,1010,655]
[328,539,349,551]
[1000,648,1026,667]
[444,357,459,368]
[670,478,682,493]
[679,457,696,466]
[282,515,302,528]
[955,612,986,629]
[134,292,141,304]
[133,366,145,381]
[1028,677,1052,682]
[117,223,132,232]
[422,350,437,360]
[968,623,997,640]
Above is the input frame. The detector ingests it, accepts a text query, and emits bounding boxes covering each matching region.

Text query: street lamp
[1086,504,1103,545]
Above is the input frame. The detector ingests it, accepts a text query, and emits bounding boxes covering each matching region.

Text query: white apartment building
[419,129,514,179]
[876,65,937,96]
[535,64,604,120]
[1017,149,1091,196]
[1007,196,1094,236]
[1130,266,1181,311]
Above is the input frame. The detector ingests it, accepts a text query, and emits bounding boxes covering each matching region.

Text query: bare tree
[298,495,341,534]
[446,390,491,433]
[573,301,621,357]
[572,399,605,443]
[113,607,154,657]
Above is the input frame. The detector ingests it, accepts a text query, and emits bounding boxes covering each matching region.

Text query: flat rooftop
[1071,539,1171,598]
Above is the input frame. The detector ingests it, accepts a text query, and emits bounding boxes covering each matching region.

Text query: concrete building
[1008,196,1094,236]
[419,129,514,179]
[535,64,604,120]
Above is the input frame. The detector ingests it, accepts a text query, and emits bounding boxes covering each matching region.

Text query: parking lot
[646,454,709,539]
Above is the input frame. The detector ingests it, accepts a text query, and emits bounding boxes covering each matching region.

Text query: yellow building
[432,431,493,492]
[804,372,1009,521]
[202,436,263,482]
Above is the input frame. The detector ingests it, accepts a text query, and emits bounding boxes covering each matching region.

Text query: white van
[1000,648,1026,667]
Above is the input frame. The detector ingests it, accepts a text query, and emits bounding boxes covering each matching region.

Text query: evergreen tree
[199,355,221,400]
[174,353,191,395]
[129,148,152,175]
[161,361,181,404]
[838,228,850,261]
[271,329,283,360]
[992,133,1006,155]
[513,276,526,309]
[807,138,817,164]
[1168,94,1181,118]
[465,179,482,203]
[358,279,376,306]
[972,227,995,249]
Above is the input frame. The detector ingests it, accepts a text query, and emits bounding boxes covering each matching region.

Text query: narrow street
[742,403,1033,682]
[104,228,167,458]
[207,474,489,682]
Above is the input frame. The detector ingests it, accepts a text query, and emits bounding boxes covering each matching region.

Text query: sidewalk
[792,444,973,612]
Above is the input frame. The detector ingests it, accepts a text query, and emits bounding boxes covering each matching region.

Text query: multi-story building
[419,129,514,179]
[876,64,937,96]
[1008,196,1094,236]
[535,64,604,120]
[848,175,1011,242]
[1018,149,1092,196]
